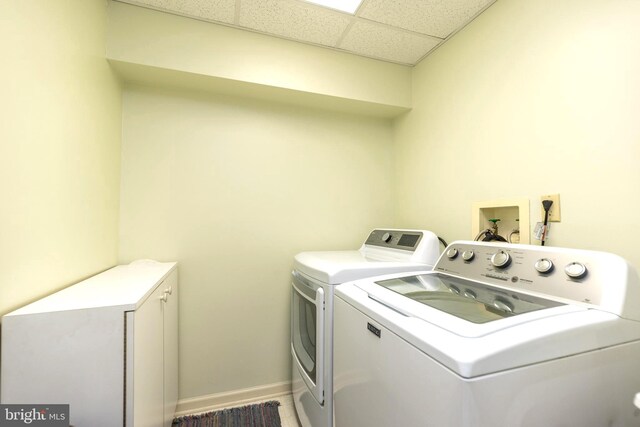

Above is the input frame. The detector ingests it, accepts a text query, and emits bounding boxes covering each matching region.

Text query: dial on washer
[446,248,459,259]
[534,258,554,274]
[565,262,587,279]
[491,251,511,268]
[462,250,475,261]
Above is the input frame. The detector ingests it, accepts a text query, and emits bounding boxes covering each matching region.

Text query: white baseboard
[175,381,292,416]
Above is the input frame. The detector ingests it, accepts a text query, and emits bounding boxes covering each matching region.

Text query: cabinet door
[163,271,179,426]
[132,284,165,427]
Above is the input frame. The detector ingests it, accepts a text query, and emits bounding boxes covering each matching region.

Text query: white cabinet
[126,266,179,427]
[162,276,179,427]
[1,260,178,427]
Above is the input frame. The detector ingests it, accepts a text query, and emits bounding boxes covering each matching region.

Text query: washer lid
[338,275,640,378]
[294,250,433,284]
[373,273,566,330]
[359,272,581,338]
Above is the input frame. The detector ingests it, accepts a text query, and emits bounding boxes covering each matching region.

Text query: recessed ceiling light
[302,0,364,14]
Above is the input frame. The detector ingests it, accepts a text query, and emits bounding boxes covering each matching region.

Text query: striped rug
[172,400,282,427]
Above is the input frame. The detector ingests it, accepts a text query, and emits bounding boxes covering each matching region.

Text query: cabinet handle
[165,286,173,295]
[159,293,168,302]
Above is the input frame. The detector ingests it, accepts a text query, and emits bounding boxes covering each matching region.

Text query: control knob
[491,250,511,268]
[462,250,475,262]
[565,262,587,279]
[534,258,554,274]
[446,248,458,259]
[381,232,392,243]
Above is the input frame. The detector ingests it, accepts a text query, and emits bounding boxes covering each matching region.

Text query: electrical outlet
[540,194,561,222]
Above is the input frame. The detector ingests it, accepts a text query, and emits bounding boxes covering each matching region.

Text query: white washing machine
[333,241,640,427]
[291,229,441,427]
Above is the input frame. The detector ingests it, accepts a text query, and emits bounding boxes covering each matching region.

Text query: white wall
[118,86,395,398]
[0,0,122,315]
[394,0,640,267]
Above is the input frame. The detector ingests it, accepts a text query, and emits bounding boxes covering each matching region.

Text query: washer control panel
[433,241,625,307]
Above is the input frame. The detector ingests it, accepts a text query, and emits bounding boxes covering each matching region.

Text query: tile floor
[274,393,302,427]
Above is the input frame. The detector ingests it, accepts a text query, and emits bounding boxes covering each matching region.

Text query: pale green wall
[111,1,406,400]
[8,0,640,405]
[118,86,395,398]
[394,0,640,267]
[0,0,122,315]
[107,1,411,110]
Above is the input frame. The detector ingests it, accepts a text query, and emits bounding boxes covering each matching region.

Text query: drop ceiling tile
[359,0,494,38]
[173,0,236,23]
[239,0,353,47]
[340,20,441,65]
[121,0,236,24]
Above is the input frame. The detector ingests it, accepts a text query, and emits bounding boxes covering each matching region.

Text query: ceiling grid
[117,0,497,66]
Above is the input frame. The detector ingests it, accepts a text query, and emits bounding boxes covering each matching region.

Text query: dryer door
[291,272,325,404]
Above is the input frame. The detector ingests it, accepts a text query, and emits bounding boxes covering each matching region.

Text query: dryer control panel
[357,229,441,266]
[364,229,424,251]
[434,241,639,319]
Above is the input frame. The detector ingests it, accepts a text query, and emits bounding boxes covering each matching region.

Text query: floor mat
[172,400,282,427]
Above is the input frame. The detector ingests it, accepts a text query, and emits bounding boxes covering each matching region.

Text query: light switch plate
[540,194,561,222]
